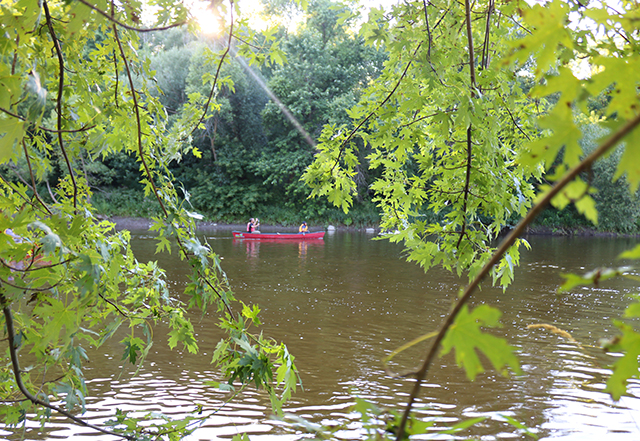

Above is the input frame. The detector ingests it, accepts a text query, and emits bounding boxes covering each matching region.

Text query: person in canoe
[298,221,308,233]
[246,218,261,233]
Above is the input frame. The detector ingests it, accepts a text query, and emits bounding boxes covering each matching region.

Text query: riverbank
[523,225,640,237]
[109,216,639,237]
[109,216,362,233]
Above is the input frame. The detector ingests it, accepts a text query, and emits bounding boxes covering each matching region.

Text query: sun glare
[191,1,222,36]
[187,0,278,36]
[240,0,270,31]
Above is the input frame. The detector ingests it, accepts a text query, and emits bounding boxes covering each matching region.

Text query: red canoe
[232,231,325,240]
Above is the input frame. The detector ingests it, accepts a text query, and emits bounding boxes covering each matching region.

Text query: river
[3,230,640,440]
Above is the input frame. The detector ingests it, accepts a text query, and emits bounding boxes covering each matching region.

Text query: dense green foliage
[75,0,387,226]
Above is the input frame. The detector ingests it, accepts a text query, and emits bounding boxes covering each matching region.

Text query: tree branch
[422,0,432,58]
[76,0,187,32]
[43,0,78,210]
[112,4,236,320]
[455,0,477,250]
[394,108,640,441]
[189,4,234,138]
[456,125,473,249]
[22,140,53,216]
[112,17,168,218]
[480,0,494,71]
[331,43,422,172]
[2,303,136,440]
[0,107,95,133]
[464,0,477,89]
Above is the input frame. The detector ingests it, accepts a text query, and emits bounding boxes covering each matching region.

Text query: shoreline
[109,216,357,233]
[108,216,640,237]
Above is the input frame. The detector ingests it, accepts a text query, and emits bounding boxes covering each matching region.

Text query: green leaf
[559,267,630,293]
[0,117,24,163]
[440,416,486,434]
[121,336,145,364]
[619,244,640,260]
[0,74,22,108]
[34,298,80,348]
[441,305,521,381]
[604,321,640,401]
[624,297,640,319]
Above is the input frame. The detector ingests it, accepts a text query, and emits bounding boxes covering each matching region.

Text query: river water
[4,230,640,440]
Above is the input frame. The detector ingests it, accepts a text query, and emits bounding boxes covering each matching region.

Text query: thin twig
[99,293,129,317]
[43,0,77,210]
[499,93,532,140]
[455,0,477,250]
[232,32,265,50]
[0,107,96,133]
[112,1,119,108]
[0,273,65,291]
[76,0,187,33]
[0,257,74,272]
[22,140,53,216]
[331,43,422,172]
[45,180,59,204]
[189,5,234,138]
[398,112,440,129]
[11,35,19,75]
[0,175,45,215]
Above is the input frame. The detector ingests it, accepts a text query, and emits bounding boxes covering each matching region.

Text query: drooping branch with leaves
[0,0,298,438]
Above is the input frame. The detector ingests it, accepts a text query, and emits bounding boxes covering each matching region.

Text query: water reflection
[4,232,640,440]
[232,238,325,262]
[244,239,260,260]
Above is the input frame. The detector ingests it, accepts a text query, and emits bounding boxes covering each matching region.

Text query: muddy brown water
[3,230,640,440]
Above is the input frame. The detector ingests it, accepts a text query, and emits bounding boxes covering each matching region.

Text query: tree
[258,0,386,211]
[581,120,640,233]
[303,0,640,438]
[0,0,299,438]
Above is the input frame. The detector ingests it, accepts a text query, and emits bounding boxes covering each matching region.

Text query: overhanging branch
[2,303,136,440]
[394,106,640,441]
